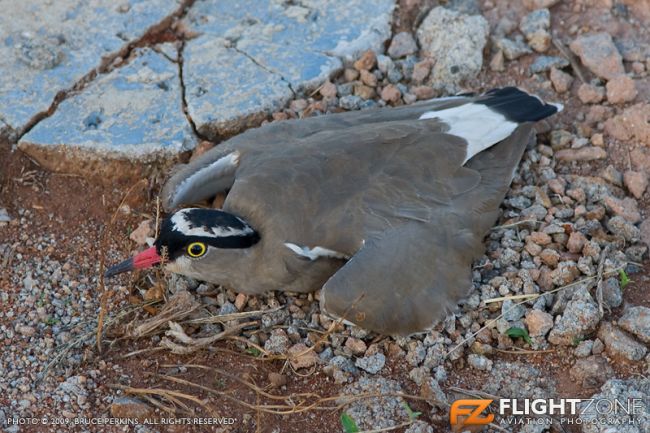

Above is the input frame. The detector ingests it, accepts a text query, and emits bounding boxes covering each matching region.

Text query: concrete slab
[0,0,183,135]
[19,48,195,179]
[182,0,394,138]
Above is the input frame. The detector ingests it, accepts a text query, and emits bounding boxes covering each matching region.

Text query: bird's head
[105,208,260,281]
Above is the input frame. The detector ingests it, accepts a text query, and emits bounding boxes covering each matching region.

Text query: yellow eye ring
[187,242,207,258]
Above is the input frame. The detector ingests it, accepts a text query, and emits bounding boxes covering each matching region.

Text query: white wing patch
[171,208,254,238]
[284,243,349,260]
[419,103,518,164]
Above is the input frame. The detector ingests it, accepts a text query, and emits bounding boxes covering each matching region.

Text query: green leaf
[619,269,631,289]
[340,412,359,433]
[401,402,422,420]
[506,326,532,345]
[245,347,262,357]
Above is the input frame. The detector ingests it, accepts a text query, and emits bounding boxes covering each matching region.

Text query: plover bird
[107,87,562,335]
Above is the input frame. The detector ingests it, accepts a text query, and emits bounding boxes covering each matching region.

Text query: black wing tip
[479,87,562,123]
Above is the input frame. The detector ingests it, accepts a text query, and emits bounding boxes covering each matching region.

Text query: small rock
[523,0,560,8]
[381,84,402,103]
[623,170,648,199]
[416,7,489,93]
[15,324,36,337]
[234,293,247,310]
[555,146,606,161]
[0,208,10,223]
[530,55,569,74]
[489,50,505,72]
[376,55,393,73]
[319,81,337,98]
[411,59,433,83]
[494,36,532,61]
[567,232,586,254]
[548,289,600,346]
[550,68,573,93]
[577,83,605,104]
[606,216,640,242]
[528,231,552,245]
[606,75,637,104]
[601,164,623,186]
[597,322,647,361]
[129,220,153,246]
[359,70,377,87]
[344,68,360,82]
[288,343,319,369]
[388,32,418,59]
[467,354,493,371]
[619,306,650,343]
[411,86,435,100]
[574,340,594,358]
[569,356,613,388]
[603,196,641,223]
[110,397,154,421]
[601,277,622,308]
[345,338,368,356]
[264,329,290,354]
[355,352,386,374]
[569,33,625,80]
[528,30,551,52]
[520,9,550,38]
[354,83,376,100]
[590,133,604,147]
[421,377,449,408]
[524,310,554,337]
[604,103,650,145]
[539,248,560,267]
[339,95,363,110]
[353,50,377,71]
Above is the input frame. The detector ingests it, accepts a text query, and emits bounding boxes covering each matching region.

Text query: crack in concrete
[176,39,207,142]
[231,45,297,98]
[16,0,198,142]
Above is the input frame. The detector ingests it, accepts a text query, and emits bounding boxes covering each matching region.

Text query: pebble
[548,289,600,346]
[411,59,432,83]
[355,352,386,374]
[606,75,637,104]
[359,69,377,87]
[411,86,435,100]
[520,9,551,53]
[405,421,434,433]
[287,343,319,369]
[264,329,290,354]
[550,68,573,93]
[569,356,612,388]
[597,322,647,361]
[388,32,418,59]
[606,216,640,242]
[353,50,376,71]
[601,277,622,309]
[577,83,605,104]
[530,55,569,74]
[416,6,489,93]
[0,208,11,223]
[494,36,532,61]
[467,354,493,371]
[339,95,363,110]
[603,196,641,223]
[604,103,650,145]
[569,32,625,80]
[619,306,650,344]
[319,81,337,98]
[268,372,287,388]
[110,397,154,421]
[566,232,586,254]
[623,171,648,199]
[489,50,505,72]
[381,84,401,103]
[555,146,606,161]
[345,337,368,356]
[524,310,554,337]
[574,339,594,357]
[129,219,153,246]
[15,324,36,337]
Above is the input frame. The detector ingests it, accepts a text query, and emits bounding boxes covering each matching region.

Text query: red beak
[105,246,161,278]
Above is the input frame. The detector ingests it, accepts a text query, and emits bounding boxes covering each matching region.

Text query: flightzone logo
[450,398,646,428]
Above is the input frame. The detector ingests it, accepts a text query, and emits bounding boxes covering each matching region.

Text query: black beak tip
[104,257,134,279]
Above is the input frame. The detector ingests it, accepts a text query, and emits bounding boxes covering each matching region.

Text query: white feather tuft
[284,243,349,260]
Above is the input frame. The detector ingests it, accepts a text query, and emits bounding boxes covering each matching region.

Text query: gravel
[569,32,625,80]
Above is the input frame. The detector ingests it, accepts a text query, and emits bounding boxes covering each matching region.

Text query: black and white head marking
[155,208,260,259]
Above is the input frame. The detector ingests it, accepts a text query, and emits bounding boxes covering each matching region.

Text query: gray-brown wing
[222,120,481,254]
[162,97,476,211]
[320,125,535,335]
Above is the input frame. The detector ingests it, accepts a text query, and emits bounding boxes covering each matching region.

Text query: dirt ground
[1,0,649,432]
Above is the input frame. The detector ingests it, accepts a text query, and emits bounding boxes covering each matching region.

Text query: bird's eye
[187,242,207,258]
